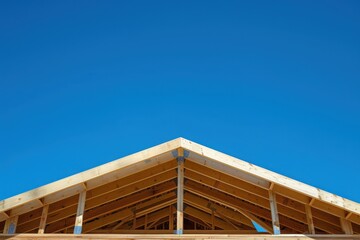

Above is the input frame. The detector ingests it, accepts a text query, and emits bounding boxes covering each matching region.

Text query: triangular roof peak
[1,137,360,234]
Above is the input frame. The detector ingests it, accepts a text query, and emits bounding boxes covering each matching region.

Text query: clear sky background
[0,1,359,203]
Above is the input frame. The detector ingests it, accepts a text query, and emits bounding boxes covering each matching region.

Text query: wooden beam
[269,190,280,234]
[18,174,177,233]
[176,148,184,234]
[185,180,307,233]
[213,209,240,230]
[81,195,176,233]
[73,191,86,234]
[184,160,269,199]
[180,138,360,216]
[47,188,176,233]
[0,138,181,213]
[169,205,174,231]
[340,218,353,234]
[305,205,315,234]
[38,205,49,234]
[184,206,236,230]
[185,169,311,229]
[1,233,360,239]
[184,192,254,228]
[3,216,18,234]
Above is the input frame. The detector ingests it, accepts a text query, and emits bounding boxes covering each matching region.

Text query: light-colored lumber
[38,205,49,234]
[340,218,353,234]
[44,184,177,233]
[81,195,176,233]
[269,190,280,234]
[0,138,181,213]
[180,138,360,216]
[3,216,18,234]
[184,169,312,228]
[185,160,269,198]
[185,180,306,233]
[169,205,174,231]
[183,192,254,228]
[184,205,236,230]
[73,191,86,234]
[17,181,176,233]
[305,205,315,234]
[1,233,360,239]
[176,148,184,234]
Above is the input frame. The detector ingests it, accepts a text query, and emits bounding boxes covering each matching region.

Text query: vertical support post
[144,214,148,230]
[305,205,315,234]
[176,148,184,234]
[74,190,86,234]
[211,209,215,230]
[269,190,280,234]
[169,205,174,231]
[3,216,18,234]
[340,218,353,234]
[38,204,49,234]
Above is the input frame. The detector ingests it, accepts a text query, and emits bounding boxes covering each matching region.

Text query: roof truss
[1,138,360,237]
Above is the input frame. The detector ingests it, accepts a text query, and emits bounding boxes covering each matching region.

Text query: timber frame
[0,137,360,240]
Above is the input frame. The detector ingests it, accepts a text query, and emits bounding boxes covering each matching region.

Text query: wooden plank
[176,148,184,234]
[0,138,181,212]
[185,160,269,199]
[3,216,18,234]
[17,176,177,233]
[269,190,280,234]
[184,152,270,189]
[305,205,315,234]
[169,205,174,231]
[184,206,236,230]
[340,218,353,234]
[79,196,175,232]
[1,233,360,239]
[44,161,177,218]
[0,213,8,223]
[9,200,43,217]
[183,191,254,228]
[185,180,306,233]
[38,205,49,234]
[185,169,310,226]
[73,191,86,234]
[213,210,240,230]
[38,182,177,234]
[81,195,176,233]
[180,138,360,216]
[185,165,315,221]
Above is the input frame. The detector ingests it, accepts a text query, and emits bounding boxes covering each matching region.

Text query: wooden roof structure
[1,137,360,240]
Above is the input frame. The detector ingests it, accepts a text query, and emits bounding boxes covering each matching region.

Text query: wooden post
[176,148,184,234]
[305,205,315,234]
[269,190,280,234]
[144,214,148,230]
[3,216,18,234]
[340,218,353,234]
[38,204,49,234]
[211,209,215,230]
[169,205,174,231]
[74,190,86,234]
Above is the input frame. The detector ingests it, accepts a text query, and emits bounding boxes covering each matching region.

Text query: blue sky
[0,1,359,203]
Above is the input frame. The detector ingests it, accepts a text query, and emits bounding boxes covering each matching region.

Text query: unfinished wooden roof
[1,137,360,238]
